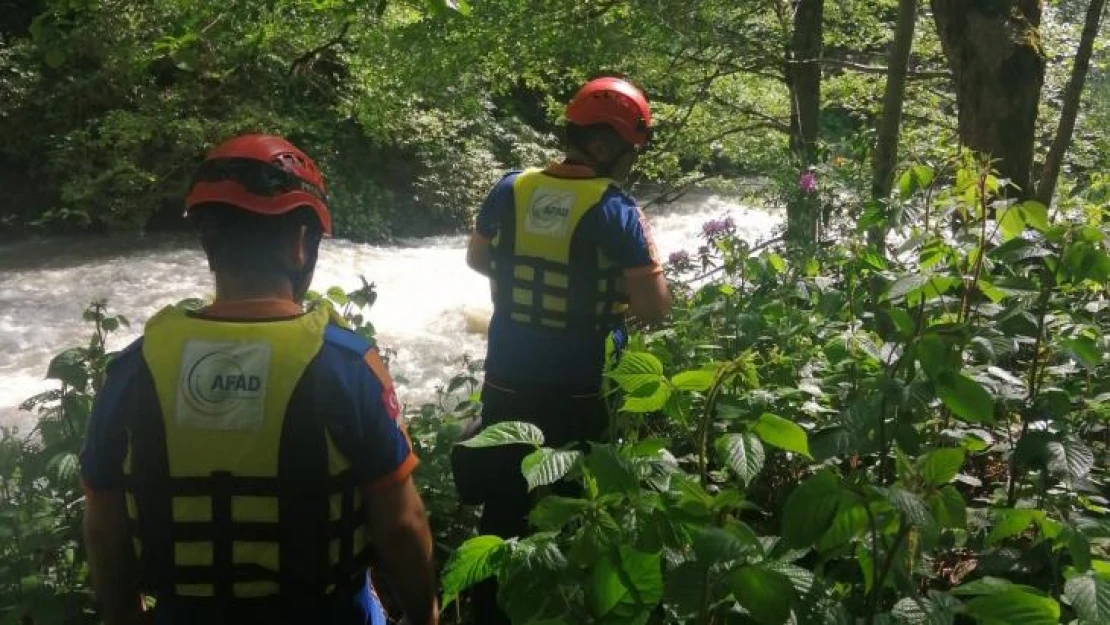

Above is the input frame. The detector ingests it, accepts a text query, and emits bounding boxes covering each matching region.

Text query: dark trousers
[468,383,608,625]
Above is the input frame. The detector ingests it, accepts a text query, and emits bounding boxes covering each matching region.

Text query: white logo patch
[176,340,271,431]
[524,188,575,236]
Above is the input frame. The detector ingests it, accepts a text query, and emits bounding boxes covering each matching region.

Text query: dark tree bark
[930,0,1046,198]
[785,0,824,245]
[1036,0,1107,206]
[786,0,824,164]
[871,0,919,204]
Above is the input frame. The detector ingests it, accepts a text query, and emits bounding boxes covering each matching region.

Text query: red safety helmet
[565,77,653,148]
[185,134,332,234]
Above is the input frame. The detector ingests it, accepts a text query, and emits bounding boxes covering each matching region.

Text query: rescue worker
[459,77,672,623]
[80,134,438,625]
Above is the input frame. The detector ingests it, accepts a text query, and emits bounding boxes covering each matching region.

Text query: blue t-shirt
[476,166,661,390]
[81,312,410,625]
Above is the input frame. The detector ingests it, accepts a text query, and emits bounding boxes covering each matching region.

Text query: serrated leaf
[963,589,1059,625]
[1046,437,1095,482]
[878,487,936,533]
[522,448,583,491]
[1064,573,1110,624]
[928,485,967,530]
[986,509,1043,546]
[608,351,664,394]
[921,448,966,486]
[728,565,796,625]
[458,421,544,448]
[1061,337,1102,371]
[587,547,662,622]
[693,524,760,565]
[529,496,590,531]
[752,413,811,458]
[716,433,765,487]
[782,471,844,548]
[1018,200,1049,232]
[998,203,1026,240]
[585,445,640,496]
[892,595,956,625]
[671,367,717,392]
[441,535,506,606]
[621,383,672,413]
[935,372,995,424]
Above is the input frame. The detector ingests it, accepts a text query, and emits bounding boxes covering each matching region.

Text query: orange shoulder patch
[364,349,401,421]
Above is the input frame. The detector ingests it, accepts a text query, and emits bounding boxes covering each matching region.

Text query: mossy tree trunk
[930,0,1046,198]
[785,0,824,245]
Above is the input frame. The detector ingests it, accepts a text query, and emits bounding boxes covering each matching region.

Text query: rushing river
[0,193,781,431]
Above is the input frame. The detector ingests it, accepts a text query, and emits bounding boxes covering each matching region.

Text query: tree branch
[821,57,950,80]
[288,20,353,77]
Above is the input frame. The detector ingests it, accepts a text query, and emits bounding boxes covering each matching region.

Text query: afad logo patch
[382,386,402,422]
[177,340,271,431]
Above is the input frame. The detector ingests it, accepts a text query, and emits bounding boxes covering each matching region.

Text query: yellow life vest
[489,168,630,333]
[122,304,372,603]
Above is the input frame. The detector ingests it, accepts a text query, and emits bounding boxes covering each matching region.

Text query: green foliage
[2,302,127,624]
[436,158,1110,623]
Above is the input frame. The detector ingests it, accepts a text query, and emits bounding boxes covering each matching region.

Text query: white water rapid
[0,193,781,431]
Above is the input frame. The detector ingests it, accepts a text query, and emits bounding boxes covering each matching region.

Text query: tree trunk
[785,0,824,245]
[871,0,919,203]
[869,0,919,246]
[930,0,1046,198]
[1036,0,1107,206]
[787,0,823,163]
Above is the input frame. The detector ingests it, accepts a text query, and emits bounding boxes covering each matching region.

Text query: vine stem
[866,516,910,623]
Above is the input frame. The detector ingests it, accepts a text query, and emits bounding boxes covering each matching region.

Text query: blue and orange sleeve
[80,340,144,492]
[358,347,418,491]
[595,190,663,276]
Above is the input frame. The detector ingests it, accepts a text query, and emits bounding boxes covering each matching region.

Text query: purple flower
[668,250,693,270]
[701,217,736,239]
[798,170,818,194]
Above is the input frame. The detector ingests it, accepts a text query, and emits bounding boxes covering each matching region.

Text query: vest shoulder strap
[322,324,375,359]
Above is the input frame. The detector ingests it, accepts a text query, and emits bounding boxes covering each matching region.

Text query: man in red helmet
[458,77,672,623]
[80,134,438,625]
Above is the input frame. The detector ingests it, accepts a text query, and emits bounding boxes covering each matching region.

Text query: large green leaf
[986,509,1044,546]
[728,565,796,625]
[608,351,665,394]
[998,204,1026,240]
[877,487,936,534]
[671,367,717,391]
[1061,337,1102,371]
[612,352,672,412]
[1046,436,1095,483]
[529,496,590,531]
[893,593,957,625]
[622,383,672,413]
[498,536,569,624]
[715,433,765,487]
[782,471,844,548]
[587,547,663,623]
[585,445,640,496]
[963,589,1060,625]
[46,347,88,390]
[927,485,967,530]
[457,421,544,448]
[752,413,811,458]
[1018,200,1050,232]
[935,372,995,424]
[1064,572,1110,624]
[921,448,966,486]
[441,535,506,606]
[521,448,582,491]
[693,524,760,565]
